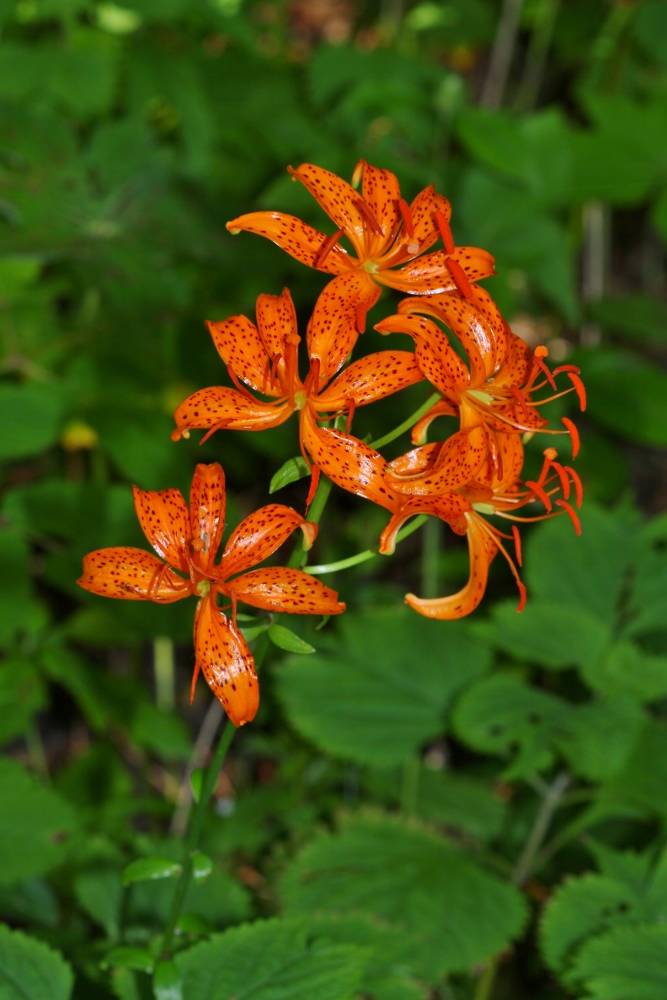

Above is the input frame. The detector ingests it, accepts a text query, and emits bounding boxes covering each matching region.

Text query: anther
[356,198,384,236]
[436,210,455,254]
[555,499,581,535]
[509,384,531,421]
[562,417,580,458]
[512,525,522,567]
[398,198,414,238]
[533,348,557,390]
[446,257,473,299]
[525,480,553,512]
[315,227,345,268]
[567,372,587,411]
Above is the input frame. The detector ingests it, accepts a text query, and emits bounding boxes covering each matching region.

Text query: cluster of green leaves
[2,0,667,998]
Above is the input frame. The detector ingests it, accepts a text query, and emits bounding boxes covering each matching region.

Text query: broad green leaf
[130,702,191,761]
[572,924,667,999]
[122,857,182,886]
[556,698,644,781]
[175,918,366,1000]
[74,868,123,939]
[0,527,43,649]
[633,0,667,66]
[153,960,182,1000]
[0,255,41,301]
[0,656,46,747]
[582,641,667,703]
[590,295,667,344]
[268,624,315,654]
[602,720,667,819]
[583,347,667,447]
[279,813,527,979]
[541,874,640,975]
[269,456,310,493]
[0,924,73,1000]
[125,868,251,933]
[525,502,635,624]
[0,759,77,885]
[190,769,204,804]
[0,383,63,462]
[625,546,667,638]
[190,853,212,883]
[0,879,59,929]
[480,600,610,669]
[275,608,490,767]
[102,947,154,974]
[415,770,506,842]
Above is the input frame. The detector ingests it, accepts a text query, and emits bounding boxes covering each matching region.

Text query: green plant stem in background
[307,514,429,576]
[368,393,440,451]
[480,0,525,108]
[288,474,333,569]
[514,0,561,112]
[154,636,175,712]
[474,955,500,1000]
[420,516,441,599]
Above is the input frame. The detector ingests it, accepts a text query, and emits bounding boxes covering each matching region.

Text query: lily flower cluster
[78,159,584,727]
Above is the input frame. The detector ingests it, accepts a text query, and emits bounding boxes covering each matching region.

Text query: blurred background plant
[2,0,667,998]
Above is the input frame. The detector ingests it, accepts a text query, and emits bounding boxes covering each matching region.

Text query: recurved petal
[78,548,192,602]
[388,442,440,477]
[411,399,459,445]
[256,288,300,374]
[469,286,510,368]
[206,315,275,396]
[400,294,496,383]
[221,504,315,578]
[194,595,258,727]
[379,493,471,555]
[409,185,452,252]
[379,248,496,296]
[317,350,424,410]
[357,159,402,257]
[290,163,369,259]
[405,512,497,619]
[230,566,345,615]
[307,272,380,382]
[225,211,352,275]
[173,387,293,440]
[375,313,468,398]
[491,331,534,389]
[132,487,190,573]
[301,408,396,511]
[385,425,488,496]
[190,463,226,571]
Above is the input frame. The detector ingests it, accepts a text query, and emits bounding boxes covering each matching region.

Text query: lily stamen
[446,257,473,299]
[436,210,455,254]
[398,198,414,237]
[315,227,345,267]
[356,198,384,236]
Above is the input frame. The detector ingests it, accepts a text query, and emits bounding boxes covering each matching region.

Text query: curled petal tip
[300,521,318,550]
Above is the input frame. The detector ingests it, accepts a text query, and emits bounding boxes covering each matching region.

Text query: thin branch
[480,0,526,109]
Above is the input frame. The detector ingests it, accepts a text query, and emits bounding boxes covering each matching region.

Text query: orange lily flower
[387,440,582,618]
[172,287,424,499]
[226,159,496,300]
[77,463,344,726]
[376,294,585,494]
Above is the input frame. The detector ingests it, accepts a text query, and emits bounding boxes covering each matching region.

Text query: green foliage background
[1,0,667,997]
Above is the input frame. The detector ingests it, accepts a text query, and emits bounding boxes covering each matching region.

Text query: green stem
[161,720,235,955]
[473,956,499,1000]
[514,0,561,112]
[368,393,440,451]
[153,636,175,712]
[307,514,429,576]
[289,474,333,569]
[420,516,441,599]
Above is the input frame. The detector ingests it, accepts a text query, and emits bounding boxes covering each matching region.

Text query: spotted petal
[173,387,293,440]
[225,211,352,275]
[221,504,316,579]
[256,288,300,377]
[317,350,423,410]
[398,295,493,383]
[405,512,497,619]
[289,163,369,259]
[356,159,402,258]
[194,594,258,727]
[205,314,276,396]
[190,463,226,572]
[132,487,191,573]
[375,313,469,398]
[379,248,496,295]
[408,185,452,252]
[385,425,488,497]
[78,548,192,602]
[379,494,471,555]
[230,567,345,616]
[307,272,380,382]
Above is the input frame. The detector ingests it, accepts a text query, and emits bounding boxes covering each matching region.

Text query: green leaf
[268,624,315,655]
[572,924,667,999]
[414,770,506,842]
[480,600,610,670]
[175,917,366,1000]
[130,702,191,761]
[153,960,182,1000]
[0,656,46,747]
[279,813,527,980]
[0,255,41,302]
[602,720,667,819]
[74,868,123,939]
[275,608,490,767]
[269,456,310,493]
[190,769,204,804]
[525,502,635,624]
[0,383,63,462]
[0,924,73,1000]
[190,852,212,883]
[0,879,60,929]
[590,295,667,344]
[556,697,644,781]
[582,641,667,702]
[583,347,667,447]
[626,546,667,638]
[102,947,155,974]
[541,874,640,976]
[122,857,182,886]
[0,759,77,886]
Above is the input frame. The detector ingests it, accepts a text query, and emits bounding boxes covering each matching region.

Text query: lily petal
[194,594,258,727]
[411,398,458,444]
[389,442,440,476]
[289,163,369,259]
[132,486,191,573]
[356,159,402,257]
[230,566,345,615]
[379,494,471,555]
[469,285,510,367]
[205,314,276,396]
[78,548,192,602]
[256,288,300,374]
[491,331,534,389]
[173,387,293,440]
[385,425,488,496]
[405,512,497,619]
[301,409,395,510]
[307,272,380,382]
[408,185,453,254]
[221,504,316,579]
[317,350,423,410]
[375,313,469,398]
[398,294,494,383]
[190,463,226,572]
[225,211,352,275]
[379,247,496,295]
